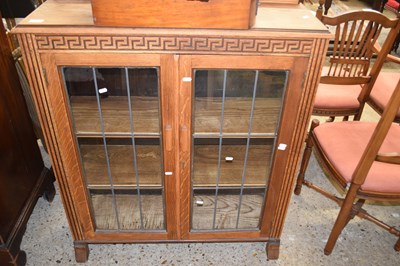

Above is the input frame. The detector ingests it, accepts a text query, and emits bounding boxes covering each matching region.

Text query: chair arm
[385,53,400,64]
[373,43,400,64]
[376,152,400,164]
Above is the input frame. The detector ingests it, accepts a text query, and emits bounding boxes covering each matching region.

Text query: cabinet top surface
[15,0,330,36]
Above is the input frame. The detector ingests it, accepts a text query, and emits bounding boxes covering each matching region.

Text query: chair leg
[324,185,359,255]
[353,103,365,121]
[294,120,320,195]
[395,238,400,251]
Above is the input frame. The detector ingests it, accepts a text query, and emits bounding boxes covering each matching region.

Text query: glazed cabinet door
[41,53,179,240]
[178,55,309,240]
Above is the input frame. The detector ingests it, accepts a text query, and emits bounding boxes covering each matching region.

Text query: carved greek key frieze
[35,35,313,54]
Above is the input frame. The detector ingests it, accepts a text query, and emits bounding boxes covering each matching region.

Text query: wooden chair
[366,52,400,122]
[294,78,400,255]
[312,2,400,121]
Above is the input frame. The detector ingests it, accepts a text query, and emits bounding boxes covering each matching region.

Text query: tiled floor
[20,1,400,265]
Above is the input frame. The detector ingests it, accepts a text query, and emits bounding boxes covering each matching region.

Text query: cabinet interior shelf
[88,185,164,190]
[77,133,160,138]
[70,96,160,135]
[91,193,165,230]
[193,133,276,138]
[80,141,273,187]
[194,97,282,134]
[70,96,282,136]
[80,144,163,187]
[192,192,264,230]
[90,189,264,231]
[87,185,267,190]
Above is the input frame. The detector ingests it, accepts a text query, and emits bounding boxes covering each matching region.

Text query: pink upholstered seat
[314,83,362,110]
[369,72,400,118]
[315,121,400,193]
[386,0,400,12]
[294,9,400,255]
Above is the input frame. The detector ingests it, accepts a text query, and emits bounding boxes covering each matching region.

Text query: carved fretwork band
[35,35,313,54]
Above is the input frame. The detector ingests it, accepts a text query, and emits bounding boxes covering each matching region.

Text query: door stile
[40,53,96,238]
[259,57,309,237]
[178,55,193,239]
[161,54,181,239]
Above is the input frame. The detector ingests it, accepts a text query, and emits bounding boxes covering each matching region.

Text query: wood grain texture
[193,143,273,186]
[70,96,160,136]
[160,54,180,239]
[260,56,310,237]
[192,193,264,230]
[16,1,328,33]
[194,97,282,134]
[178,56,193,239]
[265,239,280,259]
[90,193,165,230]
[264,39,330,238]
[41,52,98,239]
[91,0,257,29]
[18,35,86,241]
[73,241,89,263]
[80,144,162,187]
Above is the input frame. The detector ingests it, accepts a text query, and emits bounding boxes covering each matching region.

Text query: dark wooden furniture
[13,0,330,262]
[321,0,388,15]
[0,12,55,266]
[361,0,389,11]
[385,0,400,52]
[0,0,35,28]
[294,78,400,255]
[312,6,400,121]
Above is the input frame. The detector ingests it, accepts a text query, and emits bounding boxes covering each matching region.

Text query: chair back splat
[312,0,400,121]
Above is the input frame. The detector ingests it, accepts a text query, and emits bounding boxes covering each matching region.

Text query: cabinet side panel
[40,53,95,237]
[266,38,329,238]
[17,33,85,241]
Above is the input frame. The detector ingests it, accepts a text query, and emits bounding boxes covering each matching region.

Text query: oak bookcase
[14,0,330,262]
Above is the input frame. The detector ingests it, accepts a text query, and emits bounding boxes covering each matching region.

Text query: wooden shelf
[192,192,264,230]
[90,190,263,231]
[80,144,162,187]
[70,96,281,136]
[70,96,160,136]
[90,192,165,230]
[193,142,273,187]
[194,97,282,135]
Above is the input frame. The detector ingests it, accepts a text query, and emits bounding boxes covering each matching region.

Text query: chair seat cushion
[314,83,362,110]
[314,122,400,193]
[369,72,400,118]
[386,0,399,10]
